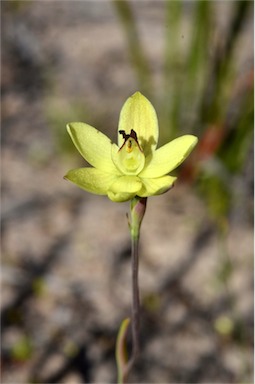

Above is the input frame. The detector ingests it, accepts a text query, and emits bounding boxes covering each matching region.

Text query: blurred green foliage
[46,99,89,158]
[112,0,153,97]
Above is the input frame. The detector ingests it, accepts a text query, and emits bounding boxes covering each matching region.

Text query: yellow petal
[109,175,142,193]
[138,176,177,197]
[107,175,142,202]
[67,122,120,174]
[140,135,198,178]
[118,92,159,157]
[107,191,137,202]
[64,168,118,195]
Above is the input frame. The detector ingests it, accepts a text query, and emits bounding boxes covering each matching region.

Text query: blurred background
[1,1,253,383]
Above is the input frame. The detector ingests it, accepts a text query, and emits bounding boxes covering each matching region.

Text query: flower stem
[116,197,147,383]
[131,234,140,360]
[125,197,147,380]
[124,234,140,380]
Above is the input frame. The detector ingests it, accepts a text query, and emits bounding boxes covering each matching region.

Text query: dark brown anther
[119,129,138,143]
[130,129,138,142]
[119,130,129,141]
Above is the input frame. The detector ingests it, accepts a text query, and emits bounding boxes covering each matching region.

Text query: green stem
[127,197,147,376]
[116,197,147,383]
[131,234,140,360]
[124,234,140,379]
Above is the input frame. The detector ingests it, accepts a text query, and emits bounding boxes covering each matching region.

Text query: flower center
[117,129,145,175]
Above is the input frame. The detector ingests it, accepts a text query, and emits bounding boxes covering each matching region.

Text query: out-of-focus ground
[1,1,253,383]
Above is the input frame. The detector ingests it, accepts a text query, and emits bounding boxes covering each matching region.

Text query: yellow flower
[64,92,198,202]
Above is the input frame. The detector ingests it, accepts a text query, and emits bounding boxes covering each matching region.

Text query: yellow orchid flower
[64,92,198,202]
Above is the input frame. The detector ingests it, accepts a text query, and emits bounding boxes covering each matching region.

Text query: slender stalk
[116,197,147,383]
[124,235,140,378]
[127,197,147,376]
[131,235,140,360]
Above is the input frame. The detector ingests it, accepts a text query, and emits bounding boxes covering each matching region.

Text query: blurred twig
[185,0,211,120]
[161,0,183,142]
[112,0,153,96]
[200,0,252,124]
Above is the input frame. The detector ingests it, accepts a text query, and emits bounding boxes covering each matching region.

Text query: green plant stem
[116,197,147,383]
[127,197,147,375]
[125,234,140,376]
[118,235,140,383]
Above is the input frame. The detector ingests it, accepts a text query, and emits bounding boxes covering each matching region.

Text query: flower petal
[138,176,177,197]
[107,191,137,203]
[107,175,142,202]
[67,122,120,174]
[118,92,159,157]
[64,168,118,195]
[109,175,142,193]
[139,135,198,178]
